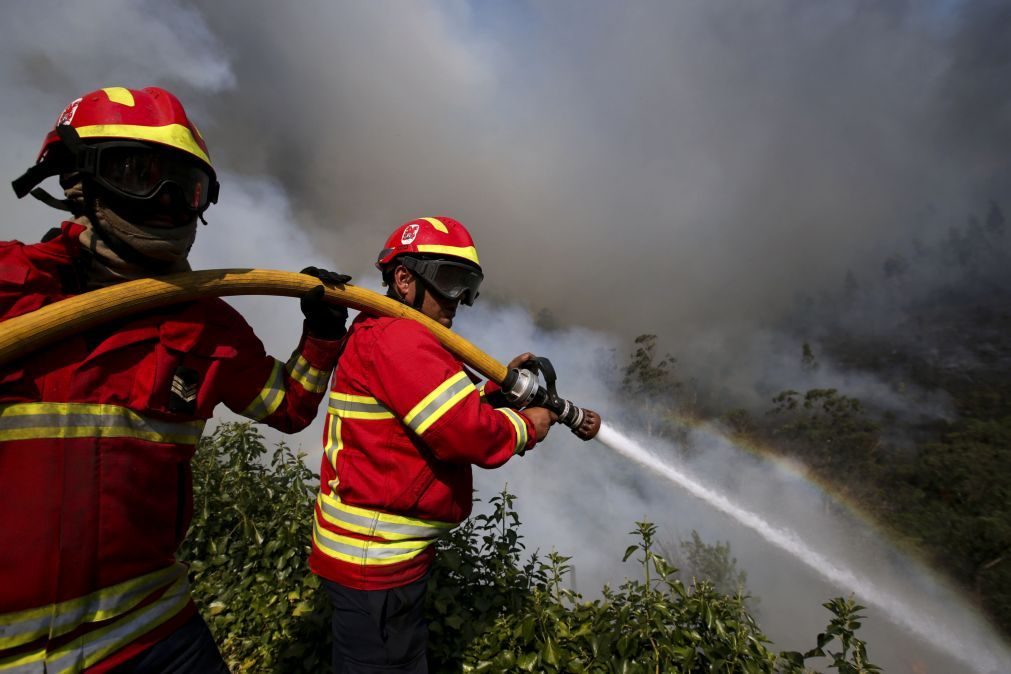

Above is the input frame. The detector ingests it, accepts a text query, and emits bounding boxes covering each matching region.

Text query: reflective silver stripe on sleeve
[496,407,528,454]
[403,372,474,436]
[285,352,330,394]
[240,360,287,421]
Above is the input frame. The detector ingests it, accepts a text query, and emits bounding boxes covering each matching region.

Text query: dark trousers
[323,576,429,674]
[111,613,230,673]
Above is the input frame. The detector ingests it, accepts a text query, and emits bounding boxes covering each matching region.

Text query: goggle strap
[56,124,85,157]
[12,163,53,199]
[29,187,77,213]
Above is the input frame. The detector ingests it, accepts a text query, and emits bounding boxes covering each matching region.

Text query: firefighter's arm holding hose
[482,352,558,441]
[370,319,554,466]
[221,268,351,433]
[492,352,602,441]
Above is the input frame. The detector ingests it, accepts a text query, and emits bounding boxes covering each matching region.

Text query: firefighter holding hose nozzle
[309,217,600,673]
[0,87,350,672]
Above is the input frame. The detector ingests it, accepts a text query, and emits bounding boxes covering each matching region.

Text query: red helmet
[376,216,481,271]
[13,86,218,211]
[377,216,484,306]
[39,86,212,168]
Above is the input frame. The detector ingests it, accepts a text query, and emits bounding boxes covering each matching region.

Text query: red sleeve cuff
[517,410,539,454]
[298,321,343,370]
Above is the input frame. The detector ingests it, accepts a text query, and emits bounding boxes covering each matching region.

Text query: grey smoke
[4,0,1009,353]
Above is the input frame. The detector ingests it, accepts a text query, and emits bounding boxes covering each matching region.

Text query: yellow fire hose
[0,269,508,383]
[0,268,600,438]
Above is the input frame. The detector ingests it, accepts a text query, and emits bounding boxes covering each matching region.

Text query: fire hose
[0,269,599,439]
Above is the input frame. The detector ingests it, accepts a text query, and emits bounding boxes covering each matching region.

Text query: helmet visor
[405,257,483,306]
[95,143,215,211]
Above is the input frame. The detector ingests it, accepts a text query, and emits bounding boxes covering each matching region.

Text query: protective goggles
[402,257,483,306]
[80,142,219,211]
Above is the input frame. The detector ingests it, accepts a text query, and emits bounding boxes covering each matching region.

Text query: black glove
[301,266,352,286]
[300,267,351,340]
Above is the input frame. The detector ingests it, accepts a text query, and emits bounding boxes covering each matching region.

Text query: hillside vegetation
[621,202,1011,636]
[181,423,877,673]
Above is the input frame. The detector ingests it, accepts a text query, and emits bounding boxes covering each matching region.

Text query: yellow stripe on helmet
[414,244,480,266]
[101,87,135,107]
[75,123,211,166]
[420,217,449,233]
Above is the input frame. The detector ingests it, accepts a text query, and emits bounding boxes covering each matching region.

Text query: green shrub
[182,422,878,673]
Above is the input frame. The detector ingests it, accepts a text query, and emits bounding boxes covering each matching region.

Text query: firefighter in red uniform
[309,216,558,673]
[0,87,350,673]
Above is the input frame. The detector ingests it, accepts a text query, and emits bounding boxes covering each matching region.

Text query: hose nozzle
[502,358,601,441]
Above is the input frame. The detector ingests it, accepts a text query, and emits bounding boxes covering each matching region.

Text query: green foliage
[767,389,880,474]
[783,597,881,674]
[179,423,330,672]
[622,334,705,435]
[621,334,679,400]
[426,489,550,668]
[444,517,780,673]
[676,530,751,600]
[183,423,879,673]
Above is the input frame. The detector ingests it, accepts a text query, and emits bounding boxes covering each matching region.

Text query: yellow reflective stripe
[316,492,454,542]
[312,519,436,566]
[330,392,384,404]
[496,408,528,454]
[0,647,43,671]
[324,414,343,470]
[478,383,487,398]
[327,392,394,420]
[0,565,188,672]
[420,217,449,233]
[403,371,474,436]
[285,352,329,394]
[38,574,190,674]
[75,124,211,166]
[0,403,204,445]
[414,244,480,266]
[240,360,287,421]
[0,565,183,651]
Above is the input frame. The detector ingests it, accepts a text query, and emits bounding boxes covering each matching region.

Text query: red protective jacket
[0,223,340,673]
[308,313,537,591]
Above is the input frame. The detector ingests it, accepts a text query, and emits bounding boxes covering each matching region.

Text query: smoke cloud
[4,0,1009,370]
[196,0,1010,343]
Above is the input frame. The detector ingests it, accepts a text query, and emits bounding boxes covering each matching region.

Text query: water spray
[595,421,1011,674]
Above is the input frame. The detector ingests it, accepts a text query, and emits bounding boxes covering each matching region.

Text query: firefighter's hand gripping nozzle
[501,357,601,441]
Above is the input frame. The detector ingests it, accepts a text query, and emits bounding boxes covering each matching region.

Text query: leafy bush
[182,423,879,673]
[179,423,331,672]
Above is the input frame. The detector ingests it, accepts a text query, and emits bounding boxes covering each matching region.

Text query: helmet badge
[401,223,420,245]
[57,98,83,127]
